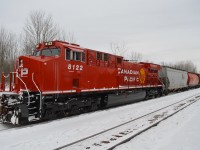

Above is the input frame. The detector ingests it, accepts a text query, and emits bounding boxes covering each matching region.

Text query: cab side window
[82,52,85,62]
[96,52,103,60]
[73,51,81,61]
[104,54,108,61]
[117,57,122,65]
[66,49,71,60]
[65,48,85,62]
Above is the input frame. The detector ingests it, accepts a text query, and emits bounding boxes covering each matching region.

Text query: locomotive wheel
[158,90,163,97]
[144,93,149,100]
[91,103,98,111]
[164,90,169,95]
[69,105,80,115]
[10,107,21,125]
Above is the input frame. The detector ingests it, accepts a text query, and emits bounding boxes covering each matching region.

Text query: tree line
[161,61,198,73]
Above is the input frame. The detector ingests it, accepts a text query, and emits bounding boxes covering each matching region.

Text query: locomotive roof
[38,40,123,58]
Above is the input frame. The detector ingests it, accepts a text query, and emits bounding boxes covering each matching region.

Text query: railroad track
[56,94,200,150]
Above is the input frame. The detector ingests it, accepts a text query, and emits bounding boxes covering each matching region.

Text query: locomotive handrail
[16,72,31,106]
[32,73,42,118]
[1,72,5,91]
[3,73,10,78]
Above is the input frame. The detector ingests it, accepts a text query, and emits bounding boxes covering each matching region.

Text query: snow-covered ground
[115,91,200,150]
[0,89,200,150]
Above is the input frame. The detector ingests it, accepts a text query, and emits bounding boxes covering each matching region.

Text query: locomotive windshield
[33,48,60,56]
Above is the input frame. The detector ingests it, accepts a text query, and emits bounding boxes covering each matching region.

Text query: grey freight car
[159,66,188,94]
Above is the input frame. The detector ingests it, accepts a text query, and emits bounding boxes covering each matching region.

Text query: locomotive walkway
[57,94,200,150]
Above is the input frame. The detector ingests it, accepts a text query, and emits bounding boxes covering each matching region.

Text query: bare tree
[0,26,19,76]
[160,60,198,73]
[0,26,8,70]
[129,51,143,62]
[57,29,67,41]
[57,30,77,44]
[160,61,166,66]
[22,11,60,54]
[110,42,128,57]
[66,31,77,43]
[177,60,197,73]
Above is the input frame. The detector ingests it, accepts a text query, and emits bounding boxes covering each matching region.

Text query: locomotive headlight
[36,43,41,48]
[45,41,53,46]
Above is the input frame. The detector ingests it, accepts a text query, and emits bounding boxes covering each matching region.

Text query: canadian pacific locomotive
[0,40,199,124]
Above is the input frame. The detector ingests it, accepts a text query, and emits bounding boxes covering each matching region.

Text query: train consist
[0,40,199,124]
[159,66,200,94]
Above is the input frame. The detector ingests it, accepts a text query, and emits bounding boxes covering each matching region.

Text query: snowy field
[0,88,200,150]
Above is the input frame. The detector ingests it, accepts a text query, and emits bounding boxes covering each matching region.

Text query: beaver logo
[139,68,146,84]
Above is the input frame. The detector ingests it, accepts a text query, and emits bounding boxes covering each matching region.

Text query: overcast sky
[1,0,200,70]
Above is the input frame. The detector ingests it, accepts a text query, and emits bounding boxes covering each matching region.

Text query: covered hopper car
[158,66,188,94]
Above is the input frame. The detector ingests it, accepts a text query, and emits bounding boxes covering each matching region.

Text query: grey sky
[1,0,200,70]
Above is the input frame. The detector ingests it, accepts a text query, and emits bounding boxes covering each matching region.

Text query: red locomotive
[0,40,163,124]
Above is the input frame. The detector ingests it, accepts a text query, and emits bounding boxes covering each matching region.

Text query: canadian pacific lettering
[124,76,139,82]
[118,68,139,75]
